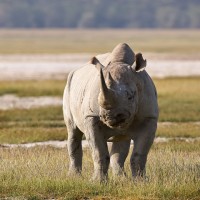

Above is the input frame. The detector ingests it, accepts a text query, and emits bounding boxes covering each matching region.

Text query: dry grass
[0,29,199,199]
[0,141,199,199]
[0,29,200,55]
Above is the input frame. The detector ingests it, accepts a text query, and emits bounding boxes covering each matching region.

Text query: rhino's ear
[133,53,147,72]
[90,57,105,70]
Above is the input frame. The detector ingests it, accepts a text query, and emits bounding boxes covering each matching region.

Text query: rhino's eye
[128,96,134,100]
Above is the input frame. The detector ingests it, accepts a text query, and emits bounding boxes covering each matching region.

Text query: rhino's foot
[67,167,82,178]
[132,174,149,183]
[132,170,146,178]
[130,152,147,178]
[111,166,127,178]
[90,173,108,183]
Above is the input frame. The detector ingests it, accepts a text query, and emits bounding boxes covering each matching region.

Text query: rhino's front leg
[110,139,131,176]
[85,117,110,181]
[130,118,157,177]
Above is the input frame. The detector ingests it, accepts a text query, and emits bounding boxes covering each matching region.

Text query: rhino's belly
[69,97,86,133]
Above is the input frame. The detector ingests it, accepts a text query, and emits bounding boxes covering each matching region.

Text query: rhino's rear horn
[99,68,117,109]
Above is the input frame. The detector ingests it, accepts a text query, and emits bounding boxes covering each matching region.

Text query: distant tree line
[0,0,199,28]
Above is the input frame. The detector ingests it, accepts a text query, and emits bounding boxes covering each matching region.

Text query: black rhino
[63,43,159,181]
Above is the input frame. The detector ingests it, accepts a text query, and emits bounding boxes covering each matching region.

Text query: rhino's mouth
[100,111,131,129]
[109,120,129,129]
[109,118,126,127]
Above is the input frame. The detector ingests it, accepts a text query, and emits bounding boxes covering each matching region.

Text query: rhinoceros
[63,43,159,181]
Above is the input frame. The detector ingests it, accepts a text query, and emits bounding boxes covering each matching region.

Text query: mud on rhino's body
[63,43,159,181]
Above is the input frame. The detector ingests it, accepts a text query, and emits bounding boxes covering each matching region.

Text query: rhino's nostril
[116,113,124,119]
[115,113,126,124]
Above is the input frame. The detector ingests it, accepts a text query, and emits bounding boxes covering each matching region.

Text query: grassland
[1,122,200,144]
[0,77,200,144]
[155,77,200,122]
[0,29,199,199]
[0,29,200,56]
[0,141,199,199]
[0,87,199,199]
[0,79,67,97]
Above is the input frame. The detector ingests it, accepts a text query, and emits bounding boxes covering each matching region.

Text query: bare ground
[1,137,200,149]
[0,94,62,110]
[0,54,200,80]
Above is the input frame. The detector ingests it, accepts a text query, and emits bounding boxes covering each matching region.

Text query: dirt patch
[147,60,200,78]
[0,55,200,80]
[0,95,62,110]
[1,137,200,149]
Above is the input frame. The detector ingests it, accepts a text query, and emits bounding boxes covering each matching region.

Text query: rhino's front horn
[99,68,117,109]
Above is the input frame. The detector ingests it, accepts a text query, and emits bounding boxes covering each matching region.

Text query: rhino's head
[91,43,146,130]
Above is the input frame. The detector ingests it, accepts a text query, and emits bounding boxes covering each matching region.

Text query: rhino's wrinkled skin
[63,43,159,181]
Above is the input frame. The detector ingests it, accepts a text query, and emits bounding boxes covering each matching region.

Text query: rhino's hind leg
[67,123,83,175]
[110,140,131,176]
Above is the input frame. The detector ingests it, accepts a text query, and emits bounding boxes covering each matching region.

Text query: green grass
[0,141,199,199]
[0,121,200,144]
[157,122,200,138]
[0,106,66,144]
[0,77,200,143]
[0,106,66,143]
[0,106,63,122]
[154,77,200,122]
[0,80,66,97]
[0,127,66,144]
[0,29,200,55]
